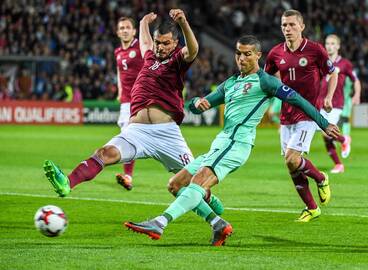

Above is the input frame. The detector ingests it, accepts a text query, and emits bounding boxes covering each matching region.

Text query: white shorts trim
[117,103,130,129]
[105,122,193,173]
[280,121,317,155]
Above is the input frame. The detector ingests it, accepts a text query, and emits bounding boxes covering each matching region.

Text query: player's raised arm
[169,9,198,62]
[188,82,226,114]
[139,12,157,57]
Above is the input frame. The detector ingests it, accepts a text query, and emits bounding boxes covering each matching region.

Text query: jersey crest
[243,82,252,94]
[299,57,308,67]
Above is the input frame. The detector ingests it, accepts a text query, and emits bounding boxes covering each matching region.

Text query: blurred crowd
[0,0,366,102]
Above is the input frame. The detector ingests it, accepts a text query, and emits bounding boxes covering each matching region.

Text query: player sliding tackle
[43,10,224,218]
[125,35,340,246]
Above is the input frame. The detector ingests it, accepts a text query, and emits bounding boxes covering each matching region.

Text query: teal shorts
[185,137,252,181]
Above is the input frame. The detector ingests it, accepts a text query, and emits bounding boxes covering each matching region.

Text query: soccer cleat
[341,135,351,158]
[124,219,164,240]
[330,164,344,174]
[295,207,321,222]
[43,160,71,197]
[116,174,133,190]
[318,172,331,206]
[211,218,233,246]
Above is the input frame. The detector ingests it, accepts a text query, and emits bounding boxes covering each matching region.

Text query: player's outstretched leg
[205,190,225,216]
[124,219,164,240]
[43,160,71,197]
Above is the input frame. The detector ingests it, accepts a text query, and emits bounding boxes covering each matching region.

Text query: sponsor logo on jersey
[299,57,308,67]
[129,50,136,58]
[149,61,161,70]
[280,59,286,64]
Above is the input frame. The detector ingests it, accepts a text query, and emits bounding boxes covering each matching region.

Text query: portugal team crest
[299,57,308,67]
[129,51,136,58]
[243,83,252,94]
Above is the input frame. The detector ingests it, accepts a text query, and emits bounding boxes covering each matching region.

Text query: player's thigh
[117,103,131,128]
[200,138,252,182]
[286,121,316,154]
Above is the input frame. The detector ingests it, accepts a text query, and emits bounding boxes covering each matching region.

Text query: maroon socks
[290,171,318,209]
[68,155,104,188]
[123,161,135,177]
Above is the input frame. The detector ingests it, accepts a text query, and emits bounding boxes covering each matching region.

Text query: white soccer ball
[34,205,68,237]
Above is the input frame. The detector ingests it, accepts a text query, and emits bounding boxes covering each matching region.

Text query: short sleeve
[317,44,335,76]
[345,60,358,82]
[264,49,279,75]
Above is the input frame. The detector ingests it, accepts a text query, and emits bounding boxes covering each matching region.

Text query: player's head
[235,35,262,75]
[153,22,179,60]
[116,17,136,44]
[325,34,341,56]
[281,9,305,43]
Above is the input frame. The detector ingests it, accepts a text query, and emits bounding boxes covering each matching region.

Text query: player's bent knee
[284,150,301,171]
[94,146,121,165]
[167,169,192,196]
[191,167,218,190]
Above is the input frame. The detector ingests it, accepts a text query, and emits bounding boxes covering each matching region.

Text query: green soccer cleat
[318,172,331,206]
[295,207,321,222]
[43,160,71,197]
[124,219,164,240]
[211,218,233,246]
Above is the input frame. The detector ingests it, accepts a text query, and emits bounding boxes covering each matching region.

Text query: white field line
[1,191,367,218]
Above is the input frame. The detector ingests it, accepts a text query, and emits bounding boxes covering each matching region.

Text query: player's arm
[169,9,198,62]
[324,70,338,112]
[188,82,225,114]
[352,79,362,104]
[139,12,157,57]
[116,67,122,101]
[261,72,339,138]
[274,85,339,138]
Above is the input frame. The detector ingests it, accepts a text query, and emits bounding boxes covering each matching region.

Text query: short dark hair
[117,17,136,29]
[154,21,179,40]
[282,9,304,24]
[237,35,261,52]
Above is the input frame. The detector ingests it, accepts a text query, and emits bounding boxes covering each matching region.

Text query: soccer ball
[34,205,68,237]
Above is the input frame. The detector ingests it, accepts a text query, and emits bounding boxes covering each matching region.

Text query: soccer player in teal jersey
[124,35,340,246]
[340,76,362,148]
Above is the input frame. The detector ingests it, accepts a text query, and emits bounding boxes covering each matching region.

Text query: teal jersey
[189,69,329,145]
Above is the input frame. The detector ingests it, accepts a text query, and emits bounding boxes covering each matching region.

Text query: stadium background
[1,1,368,269]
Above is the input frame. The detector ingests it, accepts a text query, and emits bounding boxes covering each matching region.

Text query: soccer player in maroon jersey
[43,9,201,196]
[265,9,338,222]
[318,34,361,173]
[114,17,144,190]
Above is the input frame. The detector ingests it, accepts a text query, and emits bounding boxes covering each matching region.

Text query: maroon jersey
[265,39,335,125]
[114,39,143,103]
[318,56,358,109]
[130,47,192,125]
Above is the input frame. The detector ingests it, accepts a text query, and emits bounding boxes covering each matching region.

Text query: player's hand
[195,98,211,112]
[324,124,340,139]
[352,94,361,105]
[323,97,333,113]
[169,9,187,25]
[141,12,157,24]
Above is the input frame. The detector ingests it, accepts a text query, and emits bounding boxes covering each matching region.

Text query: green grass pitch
[1,124,367,269]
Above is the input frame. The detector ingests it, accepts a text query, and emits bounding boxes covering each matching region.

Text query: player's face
[281,15,305,43]
[116,20,136,43]
[235,43,261,75]
[325,37,340,56]
[153,32,178,60]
